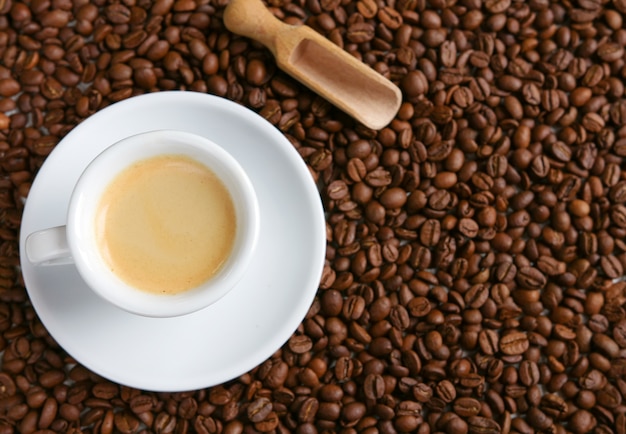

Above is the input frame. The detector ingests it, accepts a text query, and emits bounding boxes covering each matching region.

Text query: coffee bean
[537,256,566,276]
[420,219,441,246]
[499,331,530,355]
[379,187,407,209]
[407,297,431,317]
[612,319,626,347]
[600,254,623,278]
[401,70,428,97]
[468,416,501,434]
[346,22,374,43]
[0,78,20,97]
[247,397,272,423]
[294,396,318,423]
[363,373,385,400]
[596,383,621,408]
[356,0,377,18]
[519,360,540,386]
[288,334,313,354]
[38,370,65,388]
[435,379,456,403]
[516,266,547,289]
[478,329,499,355]
[440,41,457,69]
[389,305,410,330]
[568,409,597,434]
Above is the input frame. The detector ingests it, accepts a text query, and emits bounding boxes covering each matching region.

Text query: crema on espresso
[95,154,236,295]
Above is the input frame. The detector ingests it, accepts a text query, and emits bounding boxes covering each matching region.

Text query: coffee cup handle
[25,226,73,265]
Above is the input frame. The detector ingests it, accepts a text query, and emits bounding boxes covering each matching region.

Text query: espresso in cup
[26,129,259,317]
[96,154,237,295]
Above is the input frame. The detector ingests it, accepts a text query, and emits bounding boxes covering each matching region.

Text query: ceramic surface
[19,91,326,391]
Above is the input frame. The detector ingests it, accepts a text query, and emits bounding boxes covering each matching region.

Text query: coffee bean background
[1,0,626,432]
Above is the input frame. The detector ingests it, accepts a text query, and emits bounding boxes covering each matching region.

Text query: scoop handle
[223,0,289,54]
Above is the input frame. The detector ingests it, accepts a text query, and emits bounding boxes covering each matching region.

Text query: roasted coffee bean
[478,329,499,355]
[568,409,597,434]
[420,219,441,246]
[129,394,154,414]
[363,374,385,400]
[613,319,626,347]
[407,297,431,317]
[597,384,622,408]
[356,0,377,18]
[297,397,319,423]
[247,398,272,423]
[468,416,501,434]
[288,334,313,354]
[499,331,530,355]
[346,22,375,43]
[453,397,481,417]
[516,267,547,289]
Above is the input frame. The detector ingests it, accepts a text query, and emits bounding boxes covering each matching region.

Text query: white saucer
[19,91,326,392]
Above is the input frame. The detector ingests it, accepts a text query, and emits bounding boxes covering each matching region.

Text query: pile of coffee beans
[2,0,626,432]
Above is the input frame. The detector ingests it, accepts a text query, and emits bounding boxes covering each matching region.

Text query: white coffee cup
[25,130,259,317]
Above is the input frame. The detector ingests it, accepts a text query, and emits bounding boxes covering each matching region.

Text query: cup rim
[67,129,260,317]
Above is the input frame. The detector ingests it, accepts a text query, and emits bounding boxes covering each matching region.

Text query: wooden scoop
[223,0,402,130]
